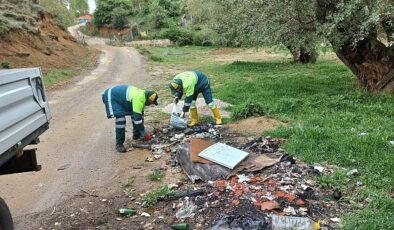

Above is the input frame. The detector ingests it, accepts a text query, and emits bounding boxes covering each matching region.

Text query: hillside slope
[0,0,89,70]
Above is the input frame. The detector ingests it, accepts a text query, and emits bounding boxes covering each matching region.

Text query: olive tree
[189,0,394,91]
[316,0,394,92]
[187,0,322,63]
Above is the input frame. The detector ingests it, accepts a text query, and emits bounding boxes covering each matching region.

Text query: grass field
[142,46,394,229]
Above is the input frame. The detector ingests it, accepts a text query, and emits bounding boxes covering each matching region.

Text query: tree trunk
[335,38,394,93]
[315,0,394,93]
[300,47,318,64]
[287,46,318,64]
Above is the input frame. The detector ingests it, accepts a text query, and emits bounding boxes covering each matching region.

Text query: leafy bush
[232,99,266,119]
[160,27,193,46]
[149,55,163,62]
[154,27,213,46]
[0,20,10,36]
[0,61,12,69]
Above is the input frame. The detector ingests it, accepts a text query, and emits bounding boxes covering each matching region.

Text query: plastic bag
[175,200,198,219]
[171,104,187,129]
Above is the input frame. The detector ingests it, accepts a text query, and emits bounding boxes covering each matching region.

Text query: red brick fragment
[267,186,275,192]
[231,199,240,206]
[260,200,280,211]
[215,180,226,191]
[235,189,242,196]
[296,198,305,206]
[274,191,296,202]
[266,179,277,185]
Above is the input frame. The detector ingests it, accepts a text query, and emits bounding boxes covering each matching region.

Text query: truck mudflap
[0,197,13,230]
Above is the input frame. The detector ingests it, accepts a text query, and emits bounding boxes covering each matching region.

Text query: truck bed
[0,68,51,166]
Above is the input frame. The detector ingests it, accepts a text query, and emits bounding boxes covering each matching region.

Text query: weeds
[148,169,163,181]
[149,55,163,62]
[0,60,11,69]
[43,69,76,87]
[231,99,266,119]
[0,20,10,36]
[142,186,175,207]
[95,217,107,225]
[121,177,134,197]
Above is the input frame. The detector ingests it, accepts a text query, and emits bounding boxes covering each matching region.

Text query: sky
[88,0,96,13]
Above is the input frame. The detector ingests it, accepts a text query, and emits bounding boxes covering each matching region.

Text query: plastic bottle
[118,208,136,216]
[171,223,190,230]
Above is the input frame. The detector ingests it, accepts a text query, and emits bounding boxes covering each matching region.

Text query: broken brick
[235,190,243,196]
[215,180,226,192]
[266,179,277,186]
[296,198,306,206]
[260,200,280,211]
[274,191,296,202]
[231,199,240,206]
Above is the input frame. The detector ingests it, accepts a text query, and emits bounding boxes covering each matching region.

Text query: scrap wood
[177,143,231,182]
[132,143,151,149]
[229,154,280,176]
[189,138,215,164]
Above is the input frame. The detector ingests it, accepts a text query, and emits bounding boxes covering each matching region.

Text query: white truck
[0,68,51,230]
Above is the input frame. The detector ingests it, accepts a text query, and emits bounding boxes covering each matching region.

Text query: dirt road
[0,25,153,226]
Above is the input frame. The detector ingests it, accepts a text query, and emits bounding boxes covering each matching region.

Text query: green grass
[216,61,394,229]
[142,46,394,229]
[43,69,77,88]
[141,186,175,207]
[148,169,163,181]
[95,217,108,225]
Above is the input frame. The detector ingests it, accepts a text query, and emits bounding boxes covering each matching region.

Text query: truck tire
[0,197,13,230]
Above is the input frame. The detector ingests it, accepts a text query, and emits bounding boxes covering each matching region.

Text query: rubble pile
[138,124,222,163]
[133,123,348,229]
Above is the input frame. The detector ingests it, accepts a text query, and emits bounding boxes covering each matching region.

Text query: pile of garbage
[131,123,347,229]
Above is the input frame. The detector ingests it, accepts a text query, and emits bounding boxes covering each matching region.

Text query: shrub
[160,27,193,46]
[0,20,10,36]
[0,61,12,69]
[232,99,266,119]
[149,55,163,62]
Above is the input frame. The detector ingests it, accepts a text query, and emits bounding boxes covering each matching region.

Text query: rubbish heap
[132,123,347,229]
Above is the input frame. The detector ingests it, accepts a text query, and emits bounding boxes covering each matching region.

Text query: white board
[198,143,249,169]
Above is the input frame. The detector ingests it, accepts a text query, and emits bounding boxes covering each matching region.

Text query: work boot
[116,144,127,153]
[188,108,199,127]
[211,108,222,125]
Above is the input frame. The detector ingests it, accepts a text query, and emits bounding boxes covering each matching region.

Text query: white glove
[180,112,185,118]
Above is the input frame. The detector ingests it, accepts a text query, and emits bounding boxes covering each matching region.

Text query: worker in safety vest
[102,85,158,152]
[169,71,222,127]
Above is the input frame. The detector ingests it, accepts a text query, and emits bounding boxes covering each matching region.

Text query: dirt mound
[226,117,286,136]
[0,1,89,70]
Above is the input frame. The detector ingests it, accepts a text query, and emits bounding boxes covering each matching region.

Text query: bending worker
[102,85,158,153]
[169,70,222,127]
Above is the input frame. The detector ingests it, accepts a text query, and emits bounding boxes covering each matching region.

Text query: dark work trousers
[115,116,143,145]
